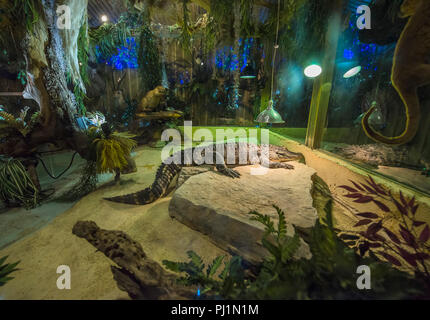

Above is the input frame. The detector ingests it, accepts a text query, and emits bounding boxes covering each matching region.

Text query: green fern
[0,256,20,287]
[250,206,301,277]
[206,256,224,278]
[163,251,234,296]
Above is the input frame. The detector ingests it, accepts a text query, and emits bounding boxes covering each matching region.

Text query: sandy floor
[0,146,227,300]
[1,140,429,300]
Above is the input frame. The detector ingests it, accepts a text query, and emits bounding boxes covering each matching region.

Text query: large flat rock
[169,163,318,265]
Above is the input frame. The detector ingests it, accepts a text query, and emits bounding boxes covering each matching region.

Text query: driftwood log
[72,221,196,300]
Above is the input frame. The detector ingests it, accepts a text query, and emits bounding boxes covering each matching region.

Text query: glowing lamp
[304,64,322,78]
[101,15,108,23]
[343,66,362,78]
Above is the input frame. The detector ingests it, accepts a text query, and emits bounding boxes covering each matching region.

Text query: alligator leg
[216,164,241,178]
[209,150,241,178]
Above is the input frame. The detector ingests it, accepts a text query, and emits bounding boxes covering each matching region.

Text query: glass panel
[322,5,430,195]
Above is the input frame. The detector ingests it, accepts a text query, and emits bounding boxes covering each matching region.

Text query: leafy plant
[163,202,428,299]
[0,107,39,139]
[339,177,430,288]
[89,21,131,59]
[249,205,301,278]
[163,251,245,299]
[93,130,137,175]
[8,0,39,33]
[0,256,20,287]
[0,157,39,209]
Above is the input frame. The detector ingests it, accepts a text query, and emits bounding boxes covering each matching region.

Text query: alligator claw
[222,168,241,178]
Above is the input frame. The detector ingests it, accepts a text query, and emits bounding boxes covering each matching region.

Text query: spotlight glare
[101,15,108,22]
[343,66,362,78]
[304,64,322,78]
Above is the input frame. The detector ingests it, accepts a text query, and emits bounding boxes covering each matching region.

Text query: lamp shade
[240,64,256,79]
[254,100,285,124]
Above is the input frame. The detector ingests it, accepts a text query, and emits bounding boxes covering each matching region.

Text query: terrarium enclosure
[0,0,429,302]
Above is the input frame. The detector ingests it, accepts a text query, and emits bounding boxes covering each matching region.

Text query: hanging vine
[78,14,89,86]
[179,0,193,54]
[138,20,162,93]
[240,0,255,38]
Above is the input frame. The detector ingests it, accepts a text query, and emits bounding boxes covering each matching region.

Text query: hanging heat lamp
[255,100,285,123]
[240,63,257,79]
[255,0,285,124]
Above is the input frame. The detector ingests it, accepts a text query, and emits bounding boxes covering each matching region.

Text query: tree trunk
[0,0,90,160]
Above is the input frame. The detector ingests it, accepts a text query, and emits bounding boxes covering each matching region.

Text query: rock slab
[169,163,318,265]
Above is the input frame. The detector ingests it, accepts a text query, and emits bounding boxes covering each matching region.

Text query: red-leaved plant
[339,176,430,285]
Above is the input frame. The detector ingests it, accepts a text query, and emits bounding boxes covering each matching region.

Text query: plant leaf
[338,185,357,193]
[392,197,408,216]
[399,226,416,247]
[399,191,408,207]
[274,205,287,239]
[207,256,224,278]
[383,228,401,245]
[261,238,281,261]
[187,251,204,269]
[354,219,372,227]
[419,225,430,243]
[372,200,390,212]
[349,180,365,192]
[358,242,369,256]
[380,252,401,266]
[280,233,301,263]
[367,221,383,236]
[344,193,363,199]
[354,196,374,203]
[360,183,377,195]
[412,252,430,260]
[408,197,416,208]
[356,212,379,219]
[413,221,426,227]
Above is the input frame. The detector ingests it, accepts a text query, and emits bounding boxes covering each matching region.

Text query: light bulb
[304,64,322,78]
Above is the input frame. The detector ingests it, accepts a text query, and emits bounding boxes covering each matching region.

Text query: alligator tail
[104,163,181,205]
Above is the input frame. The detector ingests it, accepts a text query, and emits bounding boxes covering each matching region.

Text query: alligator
[104,142,305,205]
